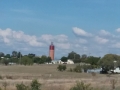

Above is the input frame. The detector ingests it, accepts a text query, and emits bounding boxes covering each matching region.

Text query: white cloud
[1,28,120,58]
[95,36,109,44]
[116,28,120,32]
[111,43,120,48]
[72,27,92,37]
[41,34,68,43]
[55,43,71,49]
[0,28,45,47]
[77,38,87,44]
[99,30,111,36]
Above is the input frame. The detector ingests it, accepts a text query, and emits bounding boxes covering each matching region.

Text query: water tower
[49,42,55,60]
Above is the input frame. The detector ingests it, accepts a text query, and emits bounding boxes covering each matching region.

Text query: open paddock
[0,64,119,90]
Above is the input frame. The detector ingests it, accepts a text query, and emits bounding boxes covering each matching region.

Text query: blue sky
[0,0,120,59]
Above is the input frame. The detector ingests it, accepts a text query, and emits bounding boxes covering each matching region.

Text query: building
[49,42,55,60]
[51,59,74,64]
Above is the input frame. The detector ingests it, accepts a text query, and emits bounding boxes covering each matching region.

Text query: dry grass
[0,64,119,90]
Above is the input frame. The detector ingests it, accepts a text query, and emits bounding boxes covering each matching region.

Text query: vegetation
[57,65,67,71]
[70,81,94,90]
[98,54,120,69]
[61,56,68,62]
[16,79,41,90]
[68,51,81,63]
[21,56,33,65]
[16,83,29,90]
[30,79,41,90]
[74,65,82,73]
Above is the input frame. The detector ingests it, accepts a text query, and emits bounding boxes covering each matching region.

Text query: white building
[66,59,74,64]
[51,59,74,64]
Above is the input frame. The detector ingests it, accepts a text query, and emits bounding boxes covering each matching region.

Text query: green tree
[28,53,35,59]
[61,56,68,62]
[68,51,80,63]
[0,52,4,58]
[21,56,33,65]
[1,58,9,65]
[85,56,100,65]
[12,51,18,58]
[5,54,11,58]
[39,55,47,64]
[33,57,41,64]
[46,57,52,63]
[98,54,120,69]
[17,52,22,59]
[81,54,87,62]
[10,57,19,64]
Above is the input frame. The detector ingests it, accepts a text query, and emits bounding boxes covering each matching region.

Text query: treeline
[61,51,120,70]
[0,51,52,65]
[61,51,100,65]
[0,50,120,69]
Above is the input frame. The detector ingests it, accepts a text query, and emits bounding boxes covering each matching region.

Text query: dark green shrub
[30,79,41,90]
[70,81,93,90]
[16,83,29,90]
[73,65,82,73]
[16,79,41,90]
[62,65,67,70]
[57,65,63,71]
[57,65,67,71]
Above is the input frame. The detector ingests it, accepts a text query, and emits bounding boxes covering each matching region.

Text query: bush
[16,79,41,90]
[16,83,29,90]
[30,79,41,90]
[62,65,67,70]
[73,65,82,73]
[57,65,67,71]
[70,81,93,90]
[81,65,91,73]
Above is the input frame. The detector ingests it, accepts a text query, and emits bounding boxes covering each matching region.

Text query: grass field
[0,64,119,90]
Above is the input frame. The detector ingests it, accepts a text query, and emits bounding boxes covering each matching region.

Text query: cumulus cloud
[77,38,87,44]
[0,28,71,57]
[95,36,109,44]
[1,27,120,58]
[72,27,92,37]
[99,30,111,36]
[0,28,45,47]
[116,28,120,32]
[41,34,68,43]
[111,42,120,48]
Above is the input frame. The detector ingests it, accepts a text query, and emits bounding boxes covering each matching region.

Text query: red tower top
[49,42,54,50]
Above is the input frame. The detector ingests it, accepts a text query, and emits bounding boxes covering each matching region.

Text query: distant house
[66,59,74,64]
[51,59,74,64]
